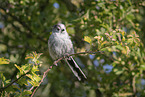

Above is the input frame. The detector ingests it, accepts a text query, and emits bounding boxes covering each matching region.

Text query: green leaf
[17,78,28,86]
[15,64,23,75]
[0,58,9,65]
[22,90,32,96]
[115,45,124,50]
[28,80,39,86]
[127,0,132,5]
[84,36,92,44]
[12,85,21,91]
[32,73,41,82]
[1,73,6,81]
[32,65,39,72]
[113,68,124,75]
[5,86,15,92]
[26,74,33,80]
[140,64,145,70]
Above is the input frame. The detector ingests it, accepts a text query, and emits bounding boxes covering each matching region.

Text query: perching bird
[48,23,87,81]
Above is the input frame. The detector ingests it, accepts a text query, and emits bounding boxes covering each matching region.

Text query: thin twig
[54,50,114,64]
[31,50,114,97]
[132,76,136,97]
[0,71,30,92]
[30,64,54,97]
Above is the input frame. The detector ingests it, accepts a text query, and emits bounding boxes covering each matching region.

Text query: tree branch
[132,76,137,97]
[31,65,54,97]
[0,71,30,92]
[31,50,114,96]
[54,50,114,65]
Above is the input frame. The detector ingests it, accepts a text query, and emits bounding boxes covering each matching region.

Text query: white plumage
[48,23,87,81]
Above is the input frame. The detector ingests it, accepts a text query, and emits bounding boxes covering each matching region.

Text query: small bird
[48,23,87,81]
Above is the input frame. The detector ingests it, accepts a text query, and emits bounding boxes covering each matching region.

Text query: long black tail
[65,56,87,81]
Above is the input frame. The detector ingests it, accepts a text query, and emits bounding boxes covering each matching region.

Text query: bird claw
[53,61,58,66]
[63,53,71,60]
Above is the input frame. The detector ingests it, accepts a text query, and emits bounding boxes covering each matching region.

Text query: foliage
[0,0,145,97]
[0,52,42,96]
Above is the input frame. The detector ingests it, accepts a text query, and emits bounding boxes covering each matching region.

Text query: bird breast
[48,33,74,60]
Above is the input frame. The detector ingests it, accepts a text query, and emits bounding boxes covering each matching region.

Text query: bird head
[52,23,67,34]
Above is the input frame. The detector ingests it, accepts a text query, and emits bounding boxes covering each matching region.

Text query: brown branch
[132,76,137,97]
[31,50,114,96]
[0,71,30,92]
[54,50,114,64]
[30,65,54,97]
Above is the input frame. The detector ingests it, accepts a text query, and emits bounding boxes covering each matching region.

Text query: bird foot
[63,53,71,60]
[53,61,58,66]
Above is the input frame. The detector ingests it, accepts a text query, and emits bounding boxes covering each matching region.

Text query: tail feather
[65,56,87,81]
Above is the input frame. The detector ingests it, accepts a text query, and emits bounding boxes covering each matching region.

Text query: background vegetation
[0,0,145,96]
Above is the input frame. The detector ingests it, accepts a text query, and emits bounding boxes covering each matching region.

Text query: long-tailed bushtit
[48,23,87,81]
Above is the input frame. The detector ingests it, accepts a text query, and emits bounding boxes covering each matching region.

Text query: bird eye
[57,28,60,30]
[61,29,65,31]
